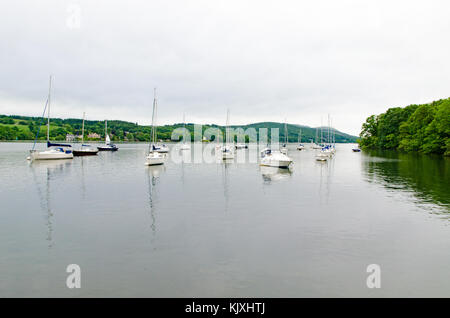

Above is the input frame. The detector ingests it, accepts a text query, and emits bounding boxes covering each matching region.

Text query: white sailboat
[28,76,74,161]
[97,120,118,151]
[297,129,305,150]
[180,113,191,150]
[311,128,322,149]
[73,112,98,156]
[221,109,234,160]
[280,121,288,155]
[145,88,166,166]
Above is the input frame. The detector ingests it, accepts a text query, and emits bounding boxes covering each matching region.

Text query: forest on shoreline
[359,98,450,156]
[0,115,357,143]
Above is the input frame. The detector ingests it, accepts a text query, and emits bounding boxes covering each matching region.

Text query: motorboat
[260,148,292,168]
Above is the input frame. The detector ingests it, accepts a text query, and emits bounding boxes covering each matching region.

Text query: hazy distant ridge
[0,114,358,143]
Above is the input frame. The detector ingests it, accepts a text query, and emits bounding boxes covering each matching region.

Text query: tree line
[0,115,358,143]
[359,98,450,156]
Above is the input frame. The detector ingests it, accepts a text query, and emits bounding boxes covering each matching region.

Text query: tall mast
[81,112,85,144]
[225,109,230,145]
[183,112,186,144]
[320,117,323,145]
[284,120,287,144]
[105,120,107,143]
[151,88,157,144]
[47,75,52,142]
[328,114,331,146]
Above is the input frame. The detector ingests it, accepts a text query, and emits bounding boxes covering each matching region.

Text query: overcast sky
[0,0,449,135]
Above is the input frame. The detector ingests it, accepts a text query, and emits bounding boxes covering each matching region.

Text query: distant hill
[0,114,358,143]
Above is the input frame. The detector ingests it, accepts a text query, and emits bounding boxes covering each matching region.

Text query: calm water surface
[0,142,449,297]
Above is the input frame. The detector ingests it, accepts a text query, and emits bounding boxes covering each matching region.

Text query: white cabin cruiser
[260,148,292,168]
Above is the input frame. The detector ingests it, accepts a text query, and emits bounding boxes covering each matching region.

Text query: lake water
[0,142,449,297]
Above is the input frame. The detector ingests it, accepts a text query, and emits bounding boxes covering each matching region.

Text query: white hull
[260,158,292,168]
[260,150,292,168]
[28,149,73,161]
[145,152,166,166]
[222,152,235,160]
[315,152,329,161]
[180,144,191,150]
[280,148,288,155]
[153,145,169,153]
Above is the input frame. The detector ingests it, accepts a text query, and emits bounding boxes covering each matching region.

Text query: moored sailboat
[97,120,118,151]
[73,112,98,156]
[28,76,74,161]
[221,109,235,160]
[180,113,191,150]
[145,88,166,166]
[297,129,305,150]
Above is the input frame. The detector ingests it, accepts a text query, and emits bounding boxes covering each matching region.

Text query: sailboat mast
[284,120,287,144]
[105,120,107,143]
[47,75,52,142]
[150,88,157,145]
[225,109,230,145]
[81,112,85,144]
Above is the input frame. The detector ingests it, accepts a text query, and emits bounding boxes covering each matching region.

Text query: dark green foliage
[0,115,358,143]
[360,98,450,156]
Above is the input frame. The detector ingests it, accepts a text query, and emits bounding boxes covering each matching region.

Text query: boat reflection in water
[147,164,165,241]
[29,159,72,248]
[260,166,292,183]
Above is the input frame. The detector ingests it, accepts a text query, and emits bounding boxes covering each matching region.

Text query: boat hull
[260,159,292,168]
[145,153,166,166]
[29,150,73,160]
[73,150,98,156]
[97,146,118,151]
